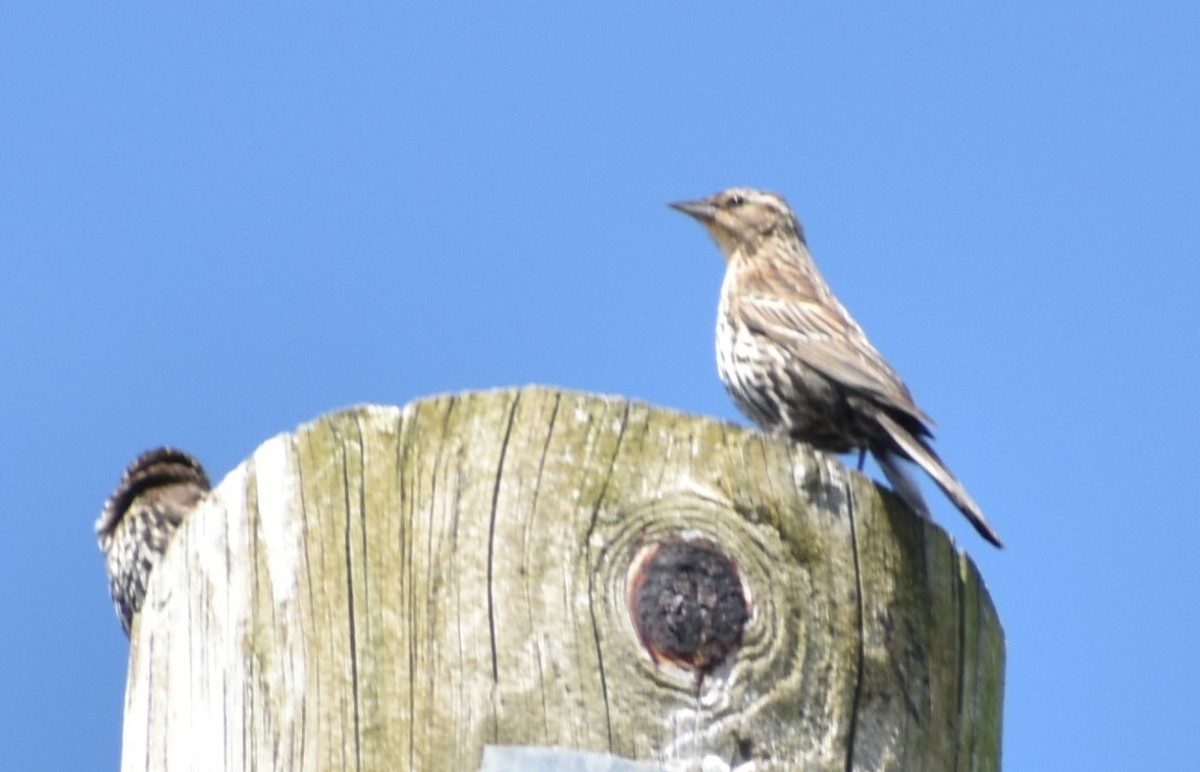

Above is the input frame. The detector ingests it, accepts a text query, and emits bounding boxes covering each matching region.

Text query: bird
[670,187,1003,547]
[96,447,211,635]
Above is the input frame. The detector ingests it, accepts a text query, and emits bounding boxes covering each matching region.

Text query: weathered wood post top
[122,386,1003,771]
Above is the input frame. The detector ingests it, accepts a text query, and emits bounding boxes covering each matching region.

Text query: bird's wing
[738,292,936,429]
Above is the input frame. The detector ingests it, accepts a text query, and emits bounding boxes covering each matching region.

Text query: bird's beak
[669,198,717,223]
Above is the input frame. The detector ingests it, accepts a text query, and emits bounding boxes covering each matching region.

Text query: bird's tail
[872,412,1004,548]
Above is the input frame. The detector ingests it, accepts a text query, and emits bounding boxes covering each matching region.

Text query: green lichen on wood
[122,386,1004,772]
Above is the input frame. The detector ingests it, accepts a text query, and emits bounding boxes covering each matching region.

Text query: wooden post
[120,386,1003,771]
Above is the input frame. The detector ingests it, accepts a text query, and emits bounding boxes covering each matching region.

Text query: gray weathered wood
[120,386,1003,771]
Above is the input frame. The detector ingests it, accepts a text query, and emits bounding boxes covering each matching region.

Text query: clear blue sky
[2,5,1196,769]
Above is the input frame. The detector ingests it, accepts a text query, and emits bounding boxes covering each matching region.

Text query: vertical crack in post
[145,634,156,769]
[294,443,316,770]
[582,399,631,749]
[248,485,262,769]
[340,444,363,769]
[954,555,970,770]
[393,407,419,772]
[525,392,562,737]
[354,418,372,654]
[487,393,522,689]
[844,478,867,772]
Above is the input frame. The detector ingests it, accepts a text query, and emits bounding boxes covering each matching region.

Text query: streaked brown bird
[671,187,1003,547]
[96,447,211,635]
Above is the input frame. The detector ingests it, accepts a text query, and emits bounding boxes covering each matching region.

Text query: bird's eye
[727,194,745,208]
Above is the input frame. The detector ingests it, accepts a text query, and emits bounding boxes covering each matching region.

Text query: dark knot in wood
[628,538,749,674]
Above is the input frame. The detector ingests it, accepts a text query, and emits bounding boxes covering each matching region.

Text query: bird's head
[670,187,806,261]
[95,447,211,539]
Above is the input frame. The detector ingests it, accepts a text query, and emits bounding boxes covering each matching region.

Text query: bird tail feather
[872,412,1004,548]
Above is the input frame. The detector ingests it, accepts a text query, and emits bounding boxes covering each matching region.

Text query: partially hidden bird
[96,447,211,635]
[671,187,1002,547]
